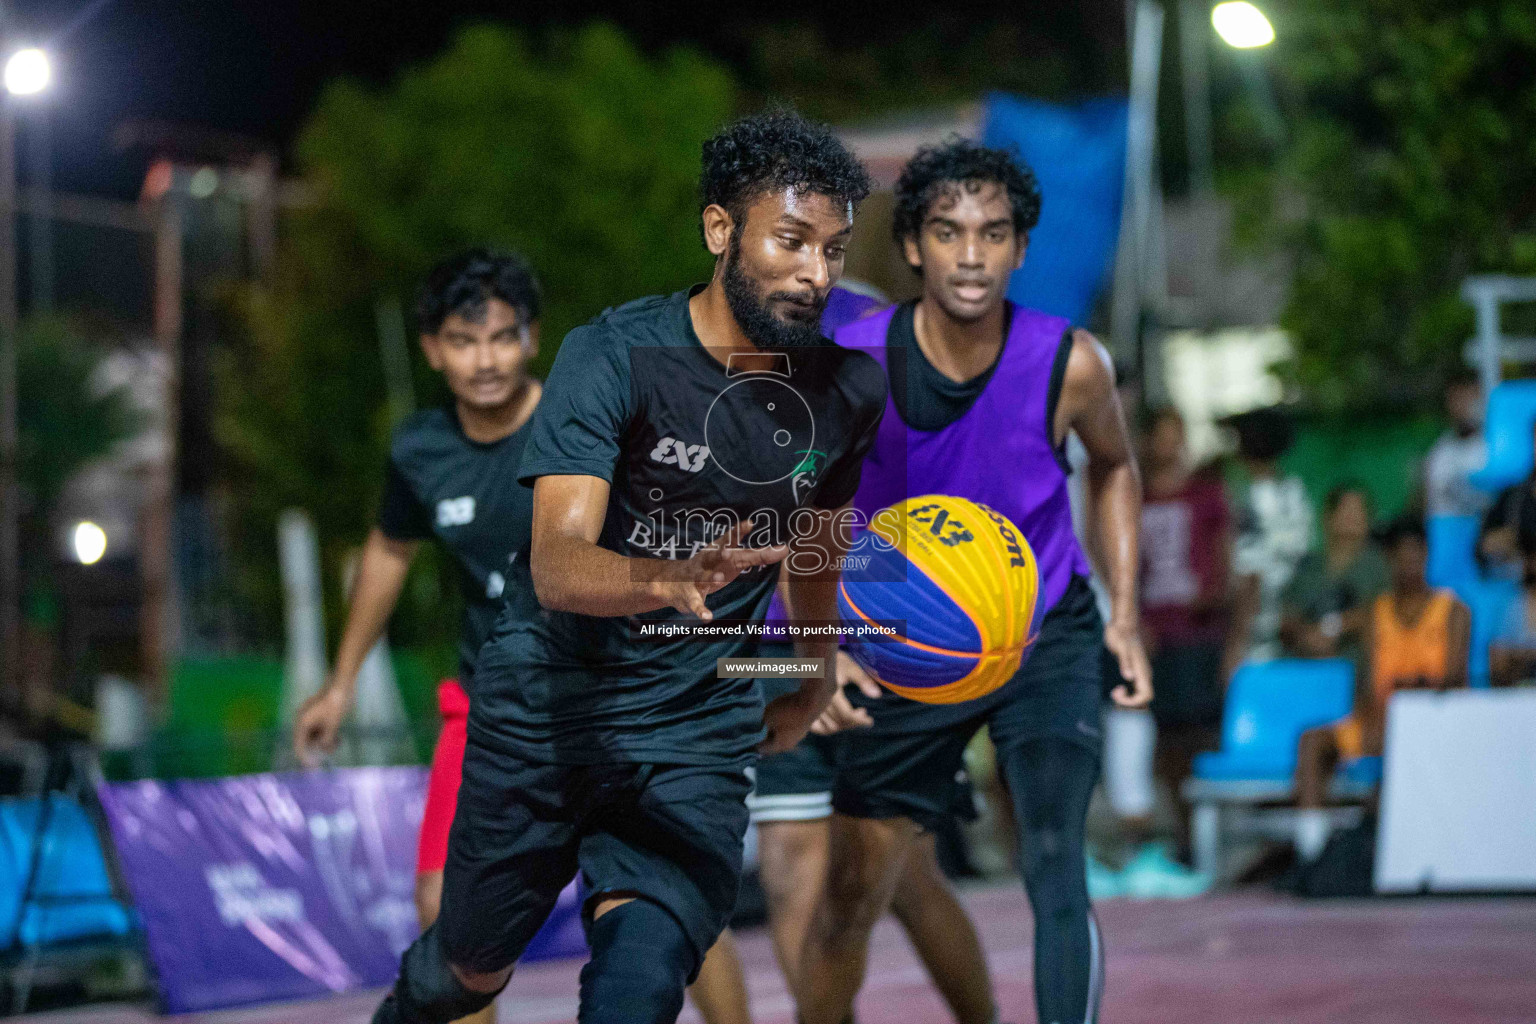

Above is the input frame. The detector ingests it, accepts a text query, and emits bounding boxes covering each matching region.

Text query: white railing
[1463,275,1536,394]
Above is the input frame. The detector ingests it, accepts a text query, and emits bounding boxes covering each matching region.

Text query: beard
[722,235,828,350]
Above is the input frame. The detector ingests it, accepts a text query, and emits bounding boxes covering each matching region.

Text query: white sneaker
[1086,854,1123,900]
[1118,842,1213,899]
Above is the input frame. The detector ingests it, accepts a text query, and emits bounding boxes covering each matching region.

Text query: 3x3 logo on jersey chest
[650,437,711,473]
[436,496,475,527]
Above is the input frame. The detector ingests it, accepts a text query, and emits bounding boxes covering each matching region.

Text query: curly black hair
[415,249,542,335]
[1222,406,1295,462]
[699,109,872,235]
[1375,512,1427,551]
[892,138,1042,248]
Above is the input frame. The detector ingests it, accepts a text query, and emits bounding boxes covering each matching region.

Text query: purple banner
[97,767,584,1014]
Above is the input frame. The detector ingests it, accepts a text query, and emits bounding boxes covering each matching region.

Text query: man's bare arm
[1488,643,1535,687]
[293,528,417,765]
[1445,602,1471,690]
[782,505,882,746]
[529,474,785,619]
[1223,572,1259,684]
[781,510,849,689]
[1055,329,1152,707]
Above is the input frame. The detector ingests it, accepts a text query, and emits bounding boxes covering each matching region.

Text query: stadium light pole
[1183,1,1274,202]
[1211,1,1275,49]
[1114,0,1277,396]
[0,24,51,706]
[1170,0,1274,328]
[16,48,50,314]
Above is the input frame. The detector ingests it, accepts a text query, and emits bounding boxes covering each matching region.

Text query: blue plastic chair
[1453,576,1520,688]
[1470,380,1536,492]
[1337,755,1383,789]
[1192,659,1356,782]
[1426,515,1481,590]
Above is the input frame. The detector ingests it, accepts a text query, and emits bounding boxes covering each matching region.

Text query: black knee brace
[577,899,695,1024]
[372,924,505,1024]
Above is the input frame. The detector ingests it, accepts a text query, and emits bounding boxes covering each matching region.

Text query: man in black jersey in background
[293,250,751,1024]
[372,111,885,1024]
[294,250,544,1024]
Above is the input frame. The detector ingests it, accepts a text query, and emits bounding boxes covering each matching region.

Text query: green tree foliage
[747,19,1111,122]
[17,315,142,516]
[217,23,734,644]
[15,315,143,620]
[1241,0,1536,410]
[293,22,734,371]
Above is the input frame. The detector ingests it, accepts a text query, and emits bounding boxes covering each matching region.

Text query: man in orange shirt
[1293,515,1469,859]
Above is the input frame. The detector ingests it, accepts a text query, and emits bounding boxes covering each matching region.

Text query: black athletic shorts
[747,642,838,823]
[438,734,751,977]
[1148,640,1225,728]
[833,574,1105,833]
[748,736,838,822]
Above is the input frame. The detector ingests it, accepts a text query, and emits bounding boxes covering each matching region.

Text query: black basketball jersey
[379,406,535,686]
[473,287,888,766]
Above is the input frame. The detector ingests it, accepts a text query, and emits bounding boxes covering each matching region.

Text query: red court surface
[19,888,1536,1024]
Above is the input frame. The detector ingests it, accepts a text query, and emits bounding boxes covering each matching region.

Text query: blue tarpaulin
[982,93,1128,326]
[0,795,133,949]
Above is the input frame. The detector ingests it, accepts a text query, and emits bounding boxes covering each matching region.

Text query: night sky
[13,0,1122,198]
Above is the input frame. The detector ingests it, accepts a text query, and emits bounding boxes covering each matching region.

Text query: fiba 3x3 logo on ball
[839,495,1045,705]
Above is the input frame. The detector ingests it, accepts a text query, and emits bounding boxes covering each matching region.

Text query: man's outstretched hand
[1105,619,1154,709]
[654,518,787,619]
[292,684,352,769]
[760,686,829,755]
[811,651,885,735]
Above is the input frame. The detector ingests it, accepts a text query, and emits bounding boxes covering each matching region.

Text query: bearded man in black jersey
[372,111,885,1024]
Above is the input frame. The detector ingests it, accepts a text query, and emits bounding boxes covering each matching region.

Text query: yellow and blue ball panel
[839,495,1042,705]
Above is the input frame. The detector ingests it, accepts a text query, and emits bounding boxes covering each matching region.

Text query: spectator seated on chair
[1478,421,1536,581]
[1488,543,1536,687]
[1423,373,1491,520]
[1292,515,1469,861]
[1280,484,1387,666]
